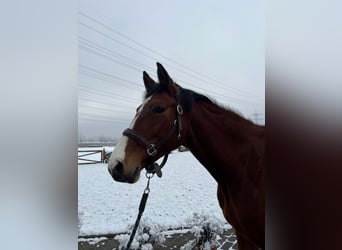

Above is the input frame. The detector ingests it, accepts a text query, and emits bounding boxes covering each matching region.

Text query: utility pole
[250,110,263,124]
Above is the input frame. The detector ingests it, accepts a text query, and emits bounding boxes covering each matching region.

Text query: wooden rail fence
[78,149,106,165]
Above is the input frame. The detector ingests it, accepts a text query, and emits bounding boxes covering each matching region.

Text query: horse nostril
[112,162,124,180]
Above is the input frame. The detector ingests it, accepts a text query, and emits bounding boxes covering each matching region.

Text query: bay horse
[108,63,265,250]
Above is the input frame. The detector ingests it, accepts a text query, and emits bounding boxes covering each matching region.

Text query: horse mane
[144,82,254,125]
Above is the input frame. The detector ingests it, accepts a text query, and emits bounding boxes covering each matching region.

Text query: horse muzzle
[108,161,140,184]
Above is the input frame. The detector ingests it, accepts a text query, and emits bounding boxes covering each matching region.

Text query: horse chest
[217,184,263,242]
[217,184,241,226]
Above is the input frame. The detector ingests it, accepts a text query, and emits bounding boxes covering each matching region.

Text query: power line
[248,111,265,124]
[79,44,144,73]
[78,94,139,110]
[79,115,130,124]
[79,70,143,94]
[79,21,263,105]
[80,59,261,107]
[79,37,156,74]
[79,20,263,101]
[79,85,141,104]
[78,105,133,116]
[79,64,144,89]
[79,21,161,66]
[79,39,245,103]
[78,97,137,113]
[78,12,265,124]
[79,12,262,99]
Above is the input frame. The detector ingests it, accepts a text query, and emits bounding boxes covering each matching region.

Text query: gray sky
[78,0,264,140]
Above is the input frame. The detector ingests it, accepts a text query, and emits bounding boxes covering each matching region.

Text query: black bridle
[122,104,183,177]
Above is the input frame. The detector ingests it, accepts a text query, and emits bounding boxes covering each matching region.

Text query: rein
[123,103,183,250]
[124,172,153,250]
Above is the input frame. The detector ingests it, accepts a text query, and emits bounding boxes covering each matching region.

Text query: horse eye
[151,106,165,114]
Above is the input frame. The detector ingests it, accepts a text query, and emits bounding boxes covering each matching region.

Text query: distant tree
[97,135,116,143]
[78,133,87,143]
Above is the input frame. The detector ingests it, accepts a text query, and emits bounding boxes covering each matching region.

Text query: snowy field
[78,150,230,236]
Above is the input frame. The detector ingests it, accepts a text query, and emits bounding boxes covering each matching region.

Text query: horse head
[108,63,185,183]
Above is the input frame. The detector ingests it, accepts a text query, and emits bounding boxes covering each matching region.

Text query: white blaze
[108,97,151,173]
[108,135,128,172]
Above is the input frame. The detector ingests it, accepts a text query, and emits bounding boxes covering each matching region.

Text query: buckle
[146,144,157,156]
[177,105,183,115]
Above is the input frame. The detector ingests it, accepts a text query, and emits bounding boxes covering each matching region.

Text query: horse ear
[143,71,156,91]
[156,62,178,97]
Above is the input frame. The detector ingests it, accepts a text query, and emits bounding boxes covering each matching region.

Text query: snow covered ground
[78,150,230,236]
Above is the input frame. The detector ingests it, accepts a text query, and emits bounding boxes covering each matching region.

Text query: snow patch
[78,151,229,236]
[78,237,108,245]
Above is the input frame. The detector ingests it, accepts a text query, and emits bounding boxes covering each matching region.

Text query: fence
[78,148,106,165]
[78,142,116,147]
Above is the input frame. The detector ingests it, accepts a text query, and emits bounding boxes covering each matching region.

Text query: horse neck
[183,101,261,185]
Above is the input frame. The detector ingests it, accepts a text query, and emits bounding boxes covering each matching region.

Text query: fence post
[101,148,105,163]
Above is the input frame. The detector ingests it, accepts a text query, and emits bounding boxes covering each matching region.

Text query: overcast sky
[78,0,264,140]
